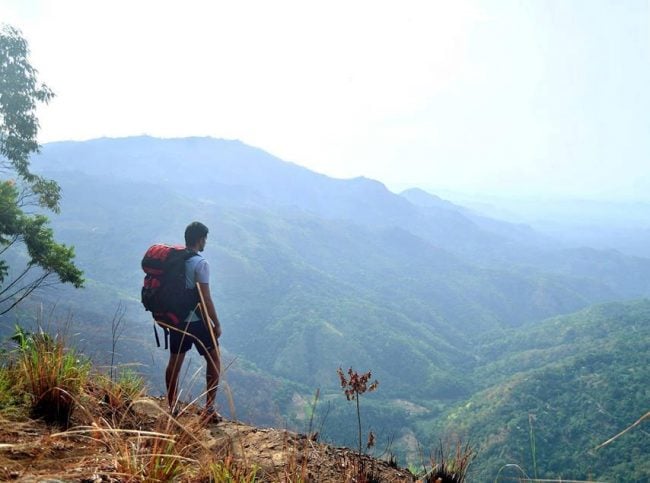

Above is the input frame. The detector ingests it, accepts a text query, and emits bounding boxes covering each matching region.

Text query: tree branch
[0,263,33,297]
[0,271,52,315]
[0,235,19,255]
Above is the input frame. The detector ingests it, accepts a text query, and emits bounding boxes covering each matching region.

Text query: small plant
[305,387,320,440]
[109,302,127,382]
[116,367,146,399]
[12,324,89,426]
[208,455,259,482]
[337,367,379,456]
[88,367,145,424]
[422,440,474,483]
[0,363,17,410]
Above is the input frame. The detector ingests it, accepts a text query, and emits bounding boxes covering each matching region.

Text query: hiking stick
[194,283,222,416]
[196,283,222,411]
[196,282,220,356]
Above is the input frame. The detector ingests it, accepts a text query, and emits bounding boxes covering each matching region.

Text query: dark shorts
[169,317,218,356]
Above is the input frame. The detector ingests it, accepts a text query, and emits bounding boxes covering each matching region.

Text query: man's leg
[203,347,220,410]
[166,351,186,411]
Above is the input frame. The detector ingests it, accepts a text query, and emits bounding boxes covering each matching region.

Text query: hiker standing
[165,221,222,422]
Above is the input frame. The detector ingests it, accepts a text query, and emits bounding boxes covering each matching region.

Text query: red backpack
[141,244,199,346]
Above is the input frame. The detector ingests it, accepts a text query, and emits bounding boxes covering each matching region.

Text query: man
[166,221,222,422]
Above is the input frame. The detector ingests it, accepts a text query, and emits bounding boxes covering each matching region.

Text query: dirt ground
[0,399,416,482]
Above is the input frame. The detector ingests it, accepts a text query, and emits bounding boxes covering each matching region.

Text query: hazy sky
[2,1,649,200]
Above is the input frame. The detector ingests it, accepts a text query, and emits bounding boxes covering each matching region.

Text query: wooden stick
[196,282,219,352]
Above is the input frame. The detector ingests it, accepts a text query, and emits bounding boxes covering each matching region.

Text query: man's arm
[198,282,221,338]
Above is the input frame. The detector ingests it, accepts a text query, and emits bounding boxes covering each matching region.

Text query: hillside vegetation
[0,136,647,481]
[435,300,650,481]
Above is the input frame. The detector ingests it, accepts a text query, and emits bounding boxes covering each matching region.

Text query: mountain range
[1,136,646,481]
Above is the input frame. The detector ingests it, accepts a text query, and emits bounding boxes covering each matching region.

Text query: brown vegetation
[0,397,416,482]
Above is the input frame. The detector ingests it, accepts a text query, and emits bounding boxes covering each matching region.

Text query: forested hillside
[1,136,646,481]
[435,300,650,481]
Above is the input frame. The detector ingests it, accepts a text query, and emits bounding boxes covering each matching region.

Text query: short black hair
[185,221,209,246]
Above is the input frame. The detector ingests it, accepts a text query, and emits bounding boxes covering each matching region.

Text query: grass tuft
[207,454,260,482]
[422,440,474,483]
[86,367,146,426]
[12,325,89,427]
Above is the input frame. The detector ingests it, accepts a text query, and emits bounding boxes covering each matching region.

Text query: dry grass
[85,368,146,427]
[421,440,475,483]
[11,326,89,426]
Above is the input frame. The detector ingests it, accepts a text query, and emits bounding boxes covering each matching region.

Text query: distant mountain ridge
[35,136,529,256]
[38,136,411,221]
[400,187,466,211]
[36,136,650,290]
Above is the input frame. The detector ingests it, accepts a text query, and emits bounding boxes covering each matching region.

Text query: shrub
[12,325,89,426]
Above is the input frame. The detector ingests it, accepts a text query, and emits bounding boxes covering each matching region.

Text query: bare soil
[0,398,416,482]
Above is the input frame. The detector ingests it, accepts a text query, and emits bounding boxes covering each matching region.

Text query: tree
[0,24,83,315]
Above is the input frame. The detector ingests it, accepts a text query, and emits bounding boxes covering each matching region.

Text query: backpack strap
[152,322,170,350]
[153,322,161,348]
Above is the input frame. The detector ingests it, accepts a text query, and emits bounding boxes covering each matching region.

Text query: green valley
[1,137,647,481]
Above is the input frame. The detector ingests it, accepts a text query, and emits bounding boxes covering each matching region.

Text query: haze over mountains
[4,136,647,481]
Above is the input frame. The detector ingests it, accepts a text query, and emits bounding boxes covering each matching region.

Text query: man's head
[185,221,209,251]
